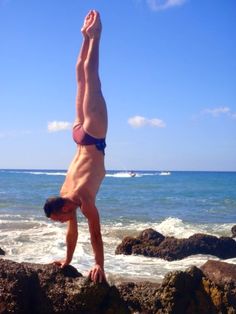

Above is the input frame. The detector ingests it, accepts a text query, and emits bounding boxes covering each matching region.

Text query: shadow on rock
[0,259,129,314]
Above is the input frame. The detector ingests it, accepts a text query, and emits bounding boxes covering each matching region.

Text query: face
[50,208,74,223]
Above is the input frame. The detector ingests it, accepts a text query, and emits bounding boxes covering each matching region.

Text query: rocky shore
[1,227,236,313]
[115,228,236,261]
[0,258,236,313]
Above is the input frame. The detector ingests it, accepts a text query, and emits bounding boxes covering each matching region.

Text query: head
[43,196,77,222]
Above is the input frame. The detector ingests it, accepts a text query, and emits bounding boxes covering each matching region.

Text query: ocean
[0,169,236,283]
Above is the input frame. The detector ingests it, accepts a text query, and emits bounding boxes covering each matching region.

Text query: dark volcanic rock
[118,264,236,313]
[117,281,161,314]
[0,258,129,314]
[1,258,236,314]
[0,248,5,255]
[201,260,236,286]
[115,228,164,256]
[137,228,165,245]
[115,236,141,255]
[116,228,236,261]
[200,260,236,313]
[232,225,236,238]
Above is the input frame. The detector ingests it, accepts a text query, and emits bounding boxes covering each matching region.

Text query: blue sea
[0,169,236,283]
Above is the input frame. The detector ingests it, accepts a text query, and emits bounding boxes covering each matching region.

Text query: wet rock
[115,236,141,255]
[0,248,5,255]
[232,225,236,238]
[117,281,161,314]
[137,228,165,245]
[0,258,130,314]
[118,264,236,313]
[201,259,236,286]
[200,260,236,313]
[116,229,236,261]
[1,258,236,314]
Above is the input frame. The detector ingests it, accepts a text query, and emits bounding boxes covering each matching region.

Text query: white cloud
[202,106,230,117]
[47,121,72,132]
[146,0,187,11]
[201,106,236,120]
[128,115,166,128]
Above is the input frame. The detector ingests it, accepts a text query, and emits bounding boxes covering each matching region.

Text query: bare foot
[81,10,93,38]
[86,10,102,39]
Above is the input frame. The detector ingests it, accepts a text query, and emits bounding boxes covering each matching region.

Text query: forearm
[87,211,104,269]
[90,232,104,270]
[65,230,78,263]
[65,216,78,263]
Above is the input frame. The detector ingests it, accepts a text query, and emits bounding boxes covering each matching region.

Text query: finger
[94,270,99,283]
[89,269,94,282]
[92,270,97,283]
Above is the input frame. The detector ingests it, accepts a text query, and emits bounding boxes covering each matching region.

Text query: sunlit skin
[50,10,107,284]
[50,211,74,223]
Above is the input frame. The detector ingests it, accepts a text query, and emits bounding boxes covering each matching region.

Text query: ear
[62,199,77,212]
[61,206,69,213]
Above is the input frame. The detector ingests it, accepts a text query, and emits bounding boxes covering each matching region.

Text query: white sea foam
[5,170,66,176]
[27,171,66,176]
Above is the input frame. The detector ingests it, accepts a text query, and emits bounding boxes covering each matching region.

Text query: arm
[53,214,78,268]
[87,207,106,283]
[88,215,104,270]
[65,215,78,264]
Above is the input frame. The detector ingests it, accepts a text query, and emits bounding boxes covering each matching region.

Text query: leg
[74,12,92,126]
[83,11,108,138]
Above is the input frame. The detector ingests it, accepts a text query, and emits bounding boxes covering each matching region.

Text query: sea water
[0,169,236,283]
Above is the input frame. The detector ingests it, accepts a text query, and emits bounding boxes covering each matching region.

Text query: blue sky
[0,0,235,171]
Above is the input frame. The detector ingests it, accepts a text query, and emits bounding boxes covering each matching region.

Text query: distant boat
[106,171,137,178]
[159,171,171,176]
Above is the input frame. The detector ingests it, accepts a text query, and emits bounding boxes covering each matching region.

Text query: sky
[0,0,235,171]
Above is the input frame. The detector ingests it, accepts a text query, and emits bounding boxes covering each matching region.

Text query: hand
[52,259,70,268]
[88,264,106,283]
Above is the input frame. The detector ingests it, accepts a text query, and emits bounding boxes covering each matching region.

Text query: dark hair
[43,196,65,218]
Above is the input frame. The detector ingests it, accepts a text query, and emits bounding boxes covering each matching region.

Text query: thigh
[83,89,108,138]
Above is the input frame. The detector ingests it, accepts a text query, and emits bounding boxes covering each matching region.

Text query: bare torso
[60,145,105,204]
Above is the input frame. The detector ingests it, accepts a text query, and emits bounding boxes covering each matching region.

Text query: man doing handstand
[43,10,108,283]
